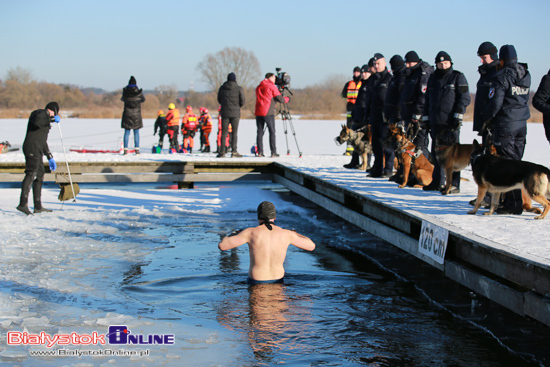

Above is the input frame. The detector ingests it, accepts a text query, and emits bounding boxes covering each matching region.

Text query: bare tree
[196,47,261,91]
[6,66,34,84]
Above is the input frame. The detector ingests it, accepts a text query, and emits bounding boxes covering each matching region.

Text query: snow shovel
[56,121,78,202]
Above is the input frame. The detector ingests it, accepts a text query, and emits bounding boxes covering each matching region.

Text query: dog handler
[218,201,316,284]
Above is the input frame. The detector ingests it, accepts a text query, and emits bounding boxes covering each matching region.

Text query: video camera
[275,68,291,89]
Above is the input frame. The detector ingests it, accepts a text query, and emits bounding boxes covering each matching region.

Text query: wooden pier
[2,160,549,327]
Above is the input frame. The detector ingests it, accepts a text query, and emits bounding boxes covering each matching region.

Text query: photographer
[254,72,289,158]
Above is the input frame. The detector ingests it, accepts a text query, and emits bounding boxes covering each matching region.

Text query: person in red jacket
[198,107,213,152]
[181,105,198,153]
[165,103,180,152]
[254,73,289,157]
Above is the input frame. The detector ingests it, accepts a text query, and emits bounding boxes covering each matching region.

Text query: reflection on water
[121,196,545,366]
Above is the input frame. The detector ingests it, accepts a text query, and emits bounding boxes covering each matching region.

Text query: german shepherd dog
[387,124,434,188]
[468,141,550,219]
[335,125,373,170]
[434,129,476,195]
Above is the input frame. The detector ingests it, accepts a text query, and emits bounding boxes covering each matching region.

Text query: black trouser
[494,123,527,212]
[371,123,394,175]
[256,115,276,155]
[430,126,460,188]
[20,156,45,209]
[221,117,240,154]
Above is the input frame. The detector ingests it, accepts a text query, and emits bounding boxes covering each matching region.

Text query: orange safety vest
[166,109,180,127]
[346,80,362,104]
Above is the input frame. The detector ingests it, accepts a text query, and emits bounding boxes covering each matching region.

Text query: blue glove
[54,115,61,123]
[48,158,57,171]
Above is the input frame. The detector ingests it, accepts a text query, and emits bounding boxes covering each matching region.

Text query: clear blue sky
[1,0,549,92]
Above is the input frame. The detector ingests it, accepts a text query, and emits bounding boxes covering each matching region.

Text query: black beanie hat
[45,102,59,115]
[477,41,498,56]
[499,44,517,61]
[227,72,236,81]
[128,76,137,85]
[353,66,361,73]
[435,51,452,63]
[360,64,369,73]
[367,57,375,68]
[389,55,404,70]
[405,51,420,63]
[373,53,384,61]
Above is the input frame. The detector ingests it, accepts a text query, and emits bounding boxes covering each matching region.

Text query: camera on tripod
[275,68,291,90]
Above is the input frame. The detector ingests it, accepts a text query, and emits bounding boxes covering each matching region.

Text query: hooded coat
[480,61,531,130]
[217,80,246,118]
[23,108,53,160]
[121,86,145,129]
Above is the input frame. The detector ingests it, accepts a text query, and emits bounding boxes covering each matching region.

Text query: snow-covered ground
[0,117,549,364]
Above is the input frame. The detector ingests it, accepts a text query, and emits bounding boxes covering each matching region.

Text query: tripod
[277,87,302,157]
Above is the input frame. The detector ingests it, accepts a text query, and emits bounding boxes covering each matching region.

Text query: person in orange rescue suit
[198,107,213,152]
[216,106,231,153]
[341,66,362,155]
[181,105,198,153]
[165,103,180,152]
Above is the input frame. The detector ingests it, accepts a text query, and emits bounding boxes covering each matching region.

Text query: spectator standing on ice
[17,102,59,215]
[165,103,180,152]
[217,72,246,158]
[341,66,362,156]
[181,106,198,153]
[479,44,531,215]
[422,51,470,193]
[533,68,550,143]
[153,110,167,150]
[255,73,289,158]
[120,76,145,155]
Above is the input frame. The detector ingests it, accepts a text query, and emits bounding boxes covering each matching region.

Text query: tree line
[0,65,542,122]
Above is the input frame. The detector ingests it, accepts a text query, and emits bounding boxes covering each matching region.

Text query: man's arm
[533,73,550,115]
[289,230,316,251]
[218,228,251,251]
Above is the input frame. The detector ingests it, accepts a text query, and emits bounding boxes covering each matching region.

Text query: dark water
[121,188,547,367]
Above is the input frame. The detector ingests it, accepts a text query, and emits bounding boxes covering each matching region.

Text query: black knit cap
[360,64,369,73]
[227,72,236,81]
[477,41,498,56]
[499,44,517,61]
[435,51,452,63]
[45,102,59,115]
[128,76,137,85]
[389,55,404,70]
[404,51,420,63]
[353,66,361,73]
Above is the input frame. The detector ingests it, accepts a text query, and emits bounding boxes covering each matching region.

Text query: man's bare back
[218,201,315,282]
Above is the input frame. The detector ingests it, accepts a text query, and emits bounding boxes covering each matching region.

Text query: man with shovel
[17,102,60,215]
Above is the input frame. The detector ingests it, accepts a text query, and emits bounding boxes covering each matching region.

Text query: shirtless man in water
[218,201,316,284]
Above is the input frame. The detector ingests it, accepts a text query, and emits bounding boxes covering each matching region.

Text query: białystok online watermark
[7,326,175,358]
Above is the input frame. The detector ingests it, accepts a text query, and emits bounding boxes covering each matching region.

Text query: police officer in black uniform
[480,44,531,215]
[344,62,373,169]
[422,51,470,193]
[384,55,406,126]
[17,102,59,215]
[366,53,394,178]
[533,68,550,143]
[473,42,500,137]
[400,51,434,158]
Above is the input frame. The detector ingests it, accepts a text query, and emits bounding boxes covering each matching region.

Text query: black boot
[17,174,33,215]
[32,180,51,213]
[204,146,211,153]
[343,152,360,169]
